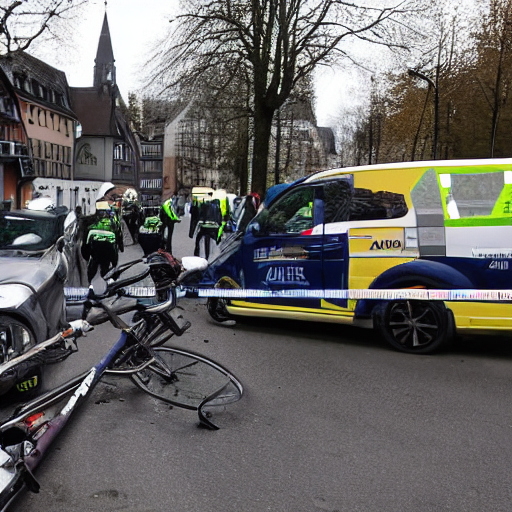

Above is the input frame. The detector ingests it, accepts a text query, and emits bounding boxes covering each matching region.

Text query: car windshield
[0,214,58,251]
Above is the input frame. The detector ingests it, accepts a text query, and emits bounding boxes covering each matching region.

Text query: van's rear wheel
[376,300,452,354]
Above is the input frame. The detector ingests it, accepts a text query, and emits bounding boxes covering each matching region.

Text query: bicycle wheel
[131,347,243,429]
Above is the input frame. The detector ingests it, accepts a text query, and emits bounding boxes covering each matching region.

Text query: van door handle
[349,235,373,240]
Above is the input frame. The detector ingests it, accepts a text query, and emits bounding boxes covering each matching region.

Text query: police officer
[160,198,181,254]
[83,202,124,282]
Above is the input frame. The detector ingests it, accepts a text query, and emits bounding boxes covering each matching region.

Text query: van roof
[305,158,512,183]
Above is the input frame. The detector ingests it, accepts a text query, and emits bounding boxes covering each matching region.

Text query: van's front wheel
[207,297,232,323]
[375,300,452,354]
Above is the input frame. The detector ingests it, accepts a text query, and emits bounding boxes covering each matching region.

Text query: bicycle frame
[0,326,141,508]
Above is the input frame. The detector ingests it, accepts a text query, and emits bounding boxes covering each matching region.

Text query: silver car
[0,207,78,373]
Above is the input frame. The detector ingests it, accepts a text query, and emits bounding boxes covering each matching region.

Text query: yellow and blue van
[199,159,512,353]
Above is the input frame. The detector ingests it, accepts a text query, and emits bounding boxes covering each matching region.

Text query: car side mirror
[64,211,77,231]
[56,236,65,252]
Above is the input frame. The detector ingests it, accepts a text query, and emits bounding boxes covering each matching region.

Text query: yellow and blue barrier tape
[65,287,512,302]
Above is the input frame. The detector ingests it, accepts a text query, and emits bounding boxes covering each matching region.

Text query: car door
[320,179,353,309]
[241,185,324,309]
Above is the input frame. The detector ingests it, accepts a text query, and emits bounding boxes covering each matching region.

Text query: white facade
[31,177,110,215]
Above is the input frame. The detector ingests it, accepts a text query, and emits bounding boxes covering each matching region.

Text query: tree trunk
[490,38,505,157]
[235,124,249,196]
[411,88,431,161]
[251,103,274,197]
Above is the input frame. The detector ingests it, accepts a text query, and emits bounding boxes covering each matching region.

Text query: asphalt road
[7,216,512,512]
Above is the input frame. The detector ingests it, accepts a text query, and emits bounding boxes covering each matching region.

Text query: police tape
[64,286,157,301]
[65,287,512,302]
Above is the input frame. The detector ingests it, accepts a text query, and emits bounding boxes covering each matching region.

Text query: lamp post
[408,68,439,160]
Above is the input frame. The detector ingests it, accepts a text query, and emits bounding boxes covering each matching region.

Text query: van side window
[324,180,353,222]
[350,189,408,220]
[411,168,443,211]
[411,168,445,223]
[263,187,314,234]
[324,181,408,223]
[451,172,506,217]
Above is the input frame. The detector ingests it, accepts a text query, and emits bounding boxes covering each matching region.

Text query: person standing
[193,197,222,259]
[122,199,143,243]
[82,202,124,282]
[160,198,181,254]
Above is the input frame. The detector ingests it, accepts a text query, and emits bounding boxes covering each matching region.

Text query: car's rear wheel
[375,300,452,354]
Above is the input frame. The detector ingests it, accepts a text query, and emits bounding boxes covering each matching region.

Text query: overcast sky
[36,0,348,127]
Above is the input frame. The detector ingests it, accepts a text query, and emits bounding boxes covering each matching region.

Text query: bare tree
[148,0,424,196]
[474,0,512,157]
[0,0,87,55]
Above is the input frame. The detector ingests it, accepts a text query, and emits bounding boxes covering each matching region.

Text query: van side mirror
[247,221,260,235]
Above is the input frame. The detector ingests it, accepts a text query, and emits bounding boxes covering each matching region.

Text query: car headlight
[0,284,33,309]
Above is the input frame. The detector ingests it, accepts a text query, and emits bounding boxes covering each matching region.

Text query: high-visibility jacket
[140,216,162,233]
[161,199,180,222]
[86,216,118,245]
[87,229,116,244]
[217,197,230,240]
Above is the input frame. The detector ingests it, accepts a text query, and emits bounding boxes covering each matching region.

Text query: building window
[142,160,163,173]
[27,105,35,124]
[31,80,40,97]
[0,95,14,117]
[142,144,162,158]
[114,143,126,160]
[140,178,162,189]
[30,139,38,158]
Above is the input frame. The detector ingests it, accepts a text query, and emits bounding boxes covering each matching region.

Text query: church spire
[93,12,116,87]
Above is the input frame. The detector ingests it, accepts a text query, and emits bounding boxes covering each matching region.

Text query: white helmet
[96,182,116,201]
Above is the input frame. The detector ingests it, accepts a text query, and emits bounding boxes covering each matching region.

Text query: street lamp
[408,68,439,160]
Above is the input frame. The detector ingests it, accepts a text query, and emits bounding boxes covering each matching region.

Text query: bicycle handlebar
[82,258,179,328]
[87,267,150,302]
[102,259,143,281]
[73,254,203,331]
